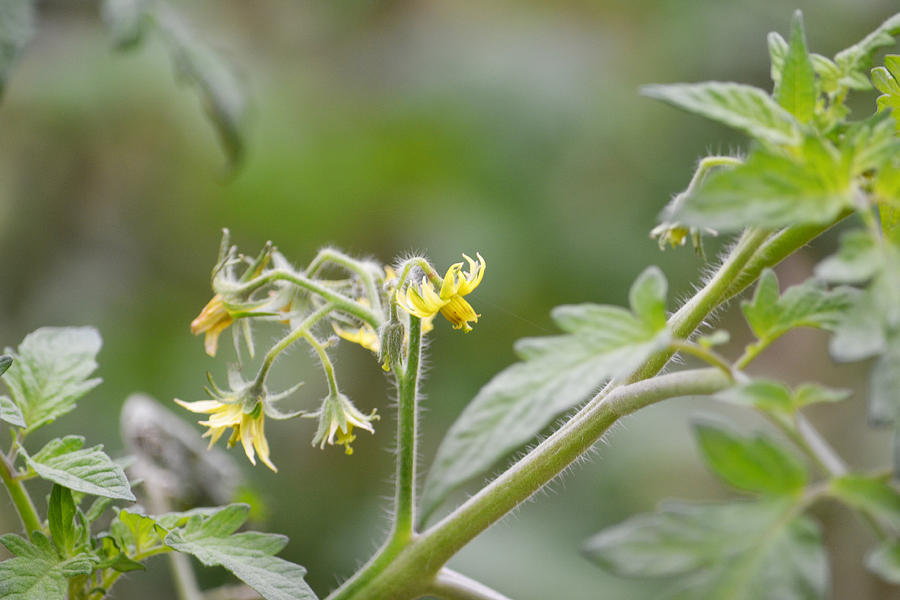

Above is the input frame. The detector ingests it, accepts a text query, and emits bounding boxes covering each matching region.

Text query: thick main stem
[338,369,731,600]
[394,317,422,539]
[0,452,42,538]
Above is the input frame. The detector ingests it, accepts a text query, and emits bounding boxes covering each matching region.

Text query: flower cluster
[179,232,486,469]
[396,253,486,332]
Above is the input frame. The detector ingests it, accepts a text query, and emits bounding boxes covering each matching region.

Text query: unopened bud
[379,322,405,371]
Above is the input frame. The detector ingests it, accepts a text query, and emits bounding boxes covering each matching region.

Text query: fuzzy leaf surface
[0,533,93,600]
[776,12,816,123]
[420,267,671,522]
[2,327,102,432]
[642,82,801,146]
[693,420,807,496]
[671,138,853,231]
[742,269,854,343]
[25,436,135,501]
[164,504,317,600]
[584,499,827,600]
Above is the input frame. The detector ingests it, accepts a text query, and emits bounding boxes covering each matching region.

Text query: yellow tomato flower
[332,322,381,353]
[174,398,277,472]
[311,393,379,455]
[396,253,485,332]
[190,294,234,357]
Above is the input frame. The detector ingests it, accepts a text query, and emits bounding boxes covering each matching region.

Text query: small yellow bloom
[396,253,485,332]
[332,322,381,353]
[190,294,234,357]
[175,398,277,472]
[311,393,379,455]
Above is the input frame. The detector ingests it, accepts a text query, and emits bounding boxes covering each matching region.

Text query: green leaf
[716,380,849,418]
[420,267,671,522]
[0,0,35,97]
[642,82,801,146]
[48,485,77,557]
[164,505,317,600]
[584,499,827,600]
[25,436,135,501]
[693,420,807,496]
[742,269,854,343]
[0,395,25,428]
[834,13,900,89]
[101,0,151,49]
[110,509,160,555]
[670,137,853,231]
[154,6,247,166]
[776,12,816,123]
[815,230,879,284]
[0,533,94,600]
[828,271,900,362]
[830,475,900,531]
[767,32,788,89]
[2,327,102,432]
[866,540,900,584]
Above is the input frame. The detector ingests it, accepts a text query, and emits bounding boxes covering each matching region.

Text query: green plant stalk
[0,451,41,538]
[328,368,731,600]
[394,316,422,540]
[305,249,384,316]
[327,216,851,600]
[629,227,771,383]
[428,568,514,600]
[321,318,424,600]
[253,303,335,388]
[721,210,852,301]
[227,269,381,329]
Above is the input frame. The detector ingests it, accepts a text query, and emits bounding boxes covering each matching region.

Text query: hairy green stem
[254,303,334,387]
[305,249,384,317]
[327,216,850,600]
[668,340,739,380]
[629,227,771,383]
[721,210,852,301]
[394,316,423,540]
[327,369,731,600]
[0,451,41,538]
[428,568,514,600]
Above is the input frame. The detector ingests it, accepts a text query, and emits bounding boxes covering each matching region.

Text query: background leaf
[830,475,900,532]
[25,436,135,501]
[866,540,900,584]
[164,504,318,600]
[583,499,827,600]
[0,0,35,97]
[742,270,854,343]
[2,327,102,432]
[641,82,800,147]
[692,420,807,496]
[0,395,25,428]
[834,13,900,89]
[419,267,671,522]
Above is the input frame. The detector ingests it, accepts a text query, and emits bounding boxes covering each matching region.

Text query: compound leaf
[642,82,801,147]
[2,327,102,433]
[164,504,317,600]
[693,420,807,496]
[25,436,135,501]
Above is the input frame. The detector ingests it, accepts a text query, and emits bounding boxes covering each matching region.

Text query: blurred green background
[1,0,899,598]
